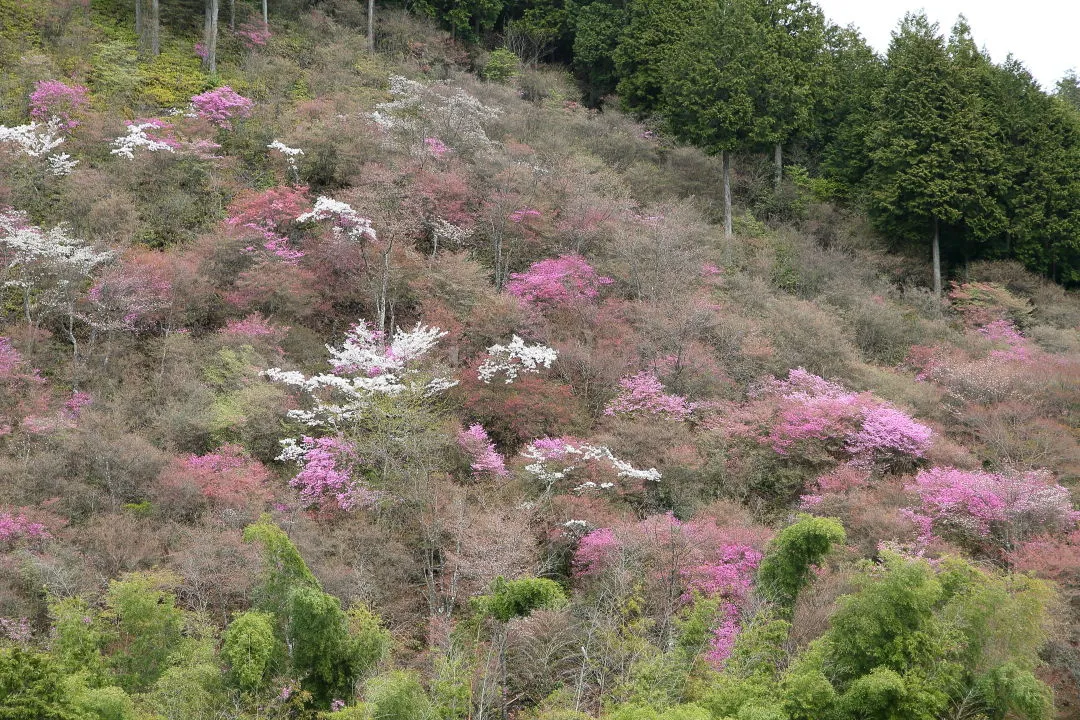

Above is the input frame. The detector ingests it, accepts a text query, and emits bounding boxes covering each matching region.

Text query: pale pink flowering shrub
[29,80,89,130]
[227,186,311,266]
[572,527,620,576]
[424,137,450,157]
[457,423,508,479]
[506,254,613,309]
[757,368,931,469]
[162,445,272,509]
[0,511,51,547]
[222,314,289,343]
[191,86,254,129]
[235,19,271,48]
[907,466,1078,553]
[979,319,1034,362]
[604,371,693,420]
[0,617,31,644]
[508,207,542,223]
[279,436,379,512]
[62,391,92,420]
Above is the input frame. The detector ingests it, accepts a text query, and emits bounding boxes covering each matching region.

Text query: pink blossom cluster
[572,513,764,668]
[191,86,254,130]
[457,423,508,479]
[506,254,613,309]
[194,42,209,60]
[424,137,450,158]
[604,371,693,420]
[282,436,378,511]
[29,80,89,131]
[235,19,271,49]
[0,511,51,546]
[907,466,1078,551]
[508,207,542,223]
[222,313,288,341]
[62,391,92,420]
[759,368,932,467]
[0,617,31,644]
[227,186,311,265]
[979,320,1034,362]
[170,445,272,509]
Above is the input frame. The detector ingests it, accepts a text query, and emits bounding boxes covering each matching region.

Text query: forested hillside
[1,1,1079,719]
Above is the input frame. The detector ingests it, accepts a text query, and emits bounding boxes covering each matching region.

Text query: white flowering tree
[0,119,78,176]
[372,75,501,158]
[477,336,558,384]
[0,210,112,355]
[264,321,457,511]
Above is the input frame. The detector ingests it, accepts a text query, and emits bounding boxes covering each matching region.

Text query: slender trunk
[135,0,143,52]
[203,0,219,73]
[932,216,942,297]
[262,0,268,24]
[150,0,160,55]
[722,149,733,241]
[774,142,783,189]
[229,0,235,30]
[367,0,375,53]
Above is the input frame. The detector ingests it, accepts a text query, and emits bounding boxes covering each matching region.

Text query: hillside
[1,2,1080,720]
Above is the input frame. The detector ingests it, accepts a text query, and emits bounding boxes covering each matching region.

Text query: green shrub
[483,48,520,83]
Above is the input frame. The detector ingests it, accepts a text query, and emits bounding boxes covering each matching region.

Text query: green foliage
[365,670,434,720]
[288,587,369,707]
[756,515,845,610]
[221,611,278,691]
[70,685,136,720]
[139,43,212,109]
[100,571,185,692]
[243,516,321,616]
[49,597,105,680]
[471,576,568,622]
[484,48,520,82]
[346,604,393,676]
[0,647,86,720]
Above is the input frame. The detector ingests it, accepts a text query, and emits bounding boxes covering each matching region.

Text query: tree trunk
[932,216,942,297]
[722,150,733,241]
[134,0,143,52]
[203,0,219,73]
[774,142,783,189]
[262,0,268,24]
[366,0,375,53]
[229,0,235,30]
[150,0,160,56]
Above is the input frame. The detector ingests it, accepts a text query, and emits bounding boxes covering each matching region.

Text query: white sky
[813,0,1079,91]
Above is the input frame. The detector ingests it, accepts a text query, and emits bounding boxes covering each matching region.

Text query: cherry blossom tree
[477,336,558,384]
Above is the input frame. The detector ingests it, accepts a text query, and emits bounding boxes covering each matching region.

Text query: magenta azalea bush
[457,423,508,479]
[191,86,254,129]
[604,370,693,420]
[506,254,613,310]
[29,80,89,130]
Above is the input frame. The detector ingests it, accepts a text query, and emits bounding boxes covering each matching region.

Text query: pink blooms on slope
[29,80,89,131]
[457,424,508,479]
[191,86,254,130]
[424,137,450,158]
[0,511,51,547]
[163,445,272,509]
[604,371,693,420]
[282,436,378,512]
[907,466,1077,552]
[235,19,271,49]
[979,319,1034,362]
[506,254,613,310]
[759,368,932,468]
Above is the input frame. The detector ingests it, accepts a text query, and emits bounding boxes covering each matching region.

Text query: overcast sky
[813,0,1079,91]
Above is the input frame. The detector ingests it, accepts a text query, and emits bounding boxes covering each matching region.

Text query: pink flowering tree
[604,371,693,421]
[457,424,508,479]
[506,254,613,311]
[29,80,89,131]
[0,509,51,549]
[226,186,312,267]
[278,435,379,512]
[235,18,271,49]
[160,445,272,511]
[907,466,1078,555]
[191,86,254,130]
[756,368,932,471]
[0,337,47,436]
[572,513,767,667]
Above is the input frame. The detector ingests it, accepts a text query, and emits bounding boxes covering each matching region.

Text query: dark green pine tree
[863,14,1005,295]
[657,0,765,240]
[613,0,704,116]
[569,0,628,105]
[984,59,1080,284]
[1054,69,1080,113]
[749,0,826,187]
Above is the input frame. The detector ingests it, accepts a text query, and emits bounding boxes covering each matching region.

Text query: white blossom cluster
[296,196,377,242]
[110,122,177,160]
[477,336,558,384]
[268,140,303,179]
[0,119,78,176]
[372,75,501,154]
[0,210,113,284]
[263,322,456,429]
[521,438,662,493]
[431,218,473,247]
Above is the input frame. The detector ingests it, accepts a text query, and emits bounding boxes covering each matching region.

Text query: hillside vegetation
[1,1,1079,720]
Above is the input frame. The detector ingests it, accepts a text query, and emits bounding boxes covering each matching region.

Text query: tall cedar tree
[863,14,1004,295]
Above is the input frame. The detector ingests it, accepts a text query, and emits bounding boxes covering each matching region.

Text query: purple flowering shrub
[457,423,508,479]
[506,254,613,310]
[604,371,693,421]
[29,80,89,130]
[191,86,254,129]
